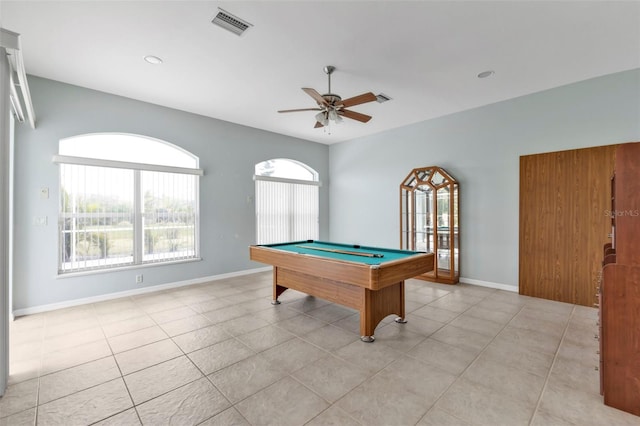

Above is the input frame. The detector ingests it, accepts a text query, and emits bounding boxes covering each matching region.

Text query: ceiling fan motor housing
[321,94,342,107]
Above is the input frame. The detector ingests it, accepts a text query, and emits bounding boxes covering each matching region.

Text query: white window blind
[55,134,201,274]
[59,164,135,272]
[255,178,319,244]
[141,170,198,264]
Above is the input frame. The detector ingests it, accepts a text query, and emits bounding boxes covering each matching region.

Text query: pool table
[249,240,434,342]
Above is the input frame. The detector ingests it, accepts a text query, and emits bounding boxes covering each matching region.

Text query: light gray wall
[329,69,640,289]
[13,76,329,310]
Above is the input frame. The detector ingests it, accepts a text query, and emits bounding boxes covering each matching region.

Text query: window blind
[59,164,199,273]
[255,179,319,244]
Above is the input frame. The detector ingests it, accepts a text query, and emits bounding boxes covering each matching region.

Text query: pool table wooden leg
[271,267,288,304]
[359,281,406,343]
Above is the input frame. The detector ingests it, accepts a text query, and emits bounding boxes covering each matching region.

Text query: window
[53,133,203,274]
[254,159,320,244]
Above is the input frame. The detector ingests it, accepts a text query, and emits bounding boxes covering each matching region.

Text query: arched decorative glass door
[400,166,459,284]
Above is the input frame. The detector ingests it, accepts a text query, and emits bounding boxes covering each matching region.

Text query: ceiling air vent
[212,8,252,36]
[376,93,392,103]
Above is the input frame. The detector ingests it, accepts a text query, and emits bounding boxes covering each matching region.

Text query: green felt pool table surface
[261,240,424,265]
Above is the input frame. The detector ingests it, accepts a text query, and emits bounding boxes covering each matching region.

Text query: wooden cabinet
[600,142,640,416]
[400,166,459,284]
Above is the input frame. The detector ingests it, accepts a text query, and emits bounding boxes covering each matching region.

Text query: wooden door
[519,145,617,306]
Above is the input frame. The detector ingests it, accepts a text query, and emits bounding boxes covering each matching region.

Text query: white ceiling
[2,1,639,144]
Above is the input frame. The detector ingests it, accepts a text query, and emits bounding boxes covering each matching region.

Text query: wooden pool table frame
[249,243,435,342]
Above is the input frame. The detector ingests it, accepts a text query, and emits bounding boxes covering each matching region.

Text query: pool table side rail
[375,253,435,288]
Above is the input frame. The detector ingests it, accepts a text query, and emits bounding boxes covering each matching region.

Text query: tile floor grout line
[392,286,503,426]
[173,326,268,425]
[109,296,213,424]
[413,297,529,425]
[235,305,371,425]
[32,308,51,426]
[288,373,365,426]
[526,304,575,426]
[123,293,228,425]
[168,329,240,424]
[85,407,137,426]
[96,308,142,426]
[34,357,121,406]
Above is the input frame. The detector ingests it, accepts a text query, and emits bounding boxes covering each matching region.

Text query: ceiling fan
[278,66,377,128]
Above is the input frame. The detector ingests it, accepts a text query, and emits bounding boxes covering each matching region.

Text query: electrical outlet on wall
[135,274,143,284]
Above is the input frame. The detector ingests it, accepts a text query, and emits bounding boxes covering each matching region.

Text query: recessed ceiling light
[144,55,163,65]
[477,70,495,79]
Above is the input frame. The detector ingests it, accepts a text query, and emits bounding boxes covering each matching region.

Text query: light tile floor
[1,272,638,425]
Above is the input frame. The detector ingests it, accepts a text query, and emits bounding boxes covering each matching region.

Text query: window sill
[56,257,202,279]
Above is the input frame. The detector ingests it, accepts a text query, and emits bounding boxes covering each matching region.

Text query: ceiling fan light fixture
[328,109,342,123]
[315,112,328,126]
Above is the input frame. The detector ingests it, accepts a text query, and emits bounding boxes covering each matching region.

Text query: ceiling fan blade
[339,92,377,108]
[302,88,329,107]
[314,121,324,128]
[339,109,372,123]
[278,108,322,113]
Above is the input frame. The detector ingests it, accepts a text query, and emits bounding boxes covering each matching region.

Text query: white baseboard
[12,266,272,318]
[459,276,518,292]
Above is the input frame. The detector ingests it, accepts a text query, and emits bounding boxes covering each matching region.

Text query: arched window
[254,159,320,244]
[53,133,203,274]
